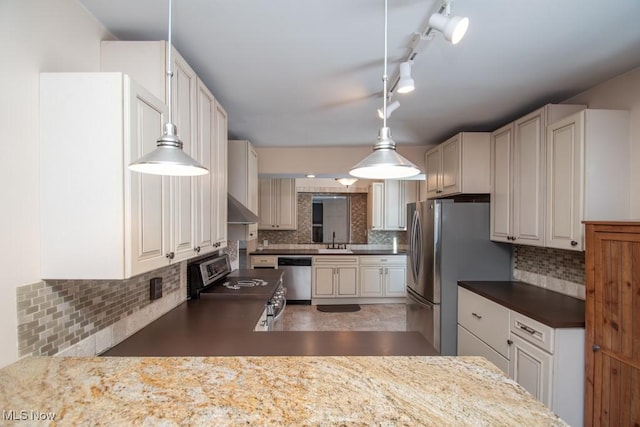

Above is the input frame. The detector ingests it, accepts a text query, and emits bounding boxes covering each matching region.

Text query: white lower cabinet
[312,257,359,298]
[359,256,407,297]
[457,286,584,427]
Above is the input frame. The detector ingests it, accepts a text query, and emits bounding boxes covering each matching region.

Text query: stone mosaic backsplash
[513,245,586,299]
[258,192,405,246]
[17,263,183,357]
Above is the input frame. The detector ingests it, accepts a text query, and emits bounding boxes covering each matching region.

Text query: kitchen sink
[316,249,353,254]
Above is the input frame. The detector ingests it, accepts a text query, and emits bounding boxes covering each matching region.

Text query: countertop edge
[458,281,585,329]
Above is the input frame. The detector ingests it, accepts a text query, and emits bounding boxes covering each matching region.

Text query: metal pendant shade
[350,127,420,179]
[349,0,420,180]
[128,0,208,177]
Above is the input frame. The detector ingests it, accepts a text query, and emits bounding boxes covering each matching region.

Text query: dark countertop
[250,249,407,256]
[102,299,436,356]
[103,267,435,357]
[458,281,585,328]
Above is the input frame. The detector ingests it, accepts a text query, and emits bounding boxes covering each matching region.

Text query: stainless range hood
[227,193,259,224]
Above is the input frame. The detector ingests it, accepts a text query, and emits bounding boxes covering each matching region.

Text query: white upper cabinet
[546,109,630,251]
[368,180,418,231]
[40,73,170,279]
[102,40,228,255]
[424,132,491,199]
[228,140,259,241]
[258,178,297,230]
[490,104,585,246]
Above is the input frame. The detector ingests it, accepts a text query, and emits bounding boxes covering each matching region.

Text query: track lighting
[396,62,415,94]
[350,0,420,180]
[377,101,400,119]
[428,12,469,45]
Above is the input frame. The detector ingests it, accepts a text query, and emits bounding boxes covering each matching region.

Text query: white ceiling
[78,0,640,149]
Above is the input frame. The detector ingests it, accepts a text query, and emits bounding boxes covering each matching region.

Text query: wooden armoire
[584,222,640,426]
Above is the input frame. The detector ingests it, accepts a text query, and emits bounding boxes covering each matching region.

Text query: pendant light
[128,0,208,176]
[349,0,420,180]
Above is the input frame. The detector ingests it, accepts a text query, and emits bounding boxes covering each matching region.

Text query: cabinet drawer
[250,256,277,268]
[510,311,554,353]
[359,255,406,265]
[458,287,510,358]
[313,256,359,265]
[457,325,509,375]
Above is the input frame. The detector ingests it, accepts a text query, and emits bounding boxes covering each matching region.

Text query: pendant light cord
[382,0,388,129]
[166,0,174,125]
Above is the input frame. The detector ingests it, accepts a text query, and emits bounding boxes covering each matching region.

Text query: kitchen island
[0,355,566,426]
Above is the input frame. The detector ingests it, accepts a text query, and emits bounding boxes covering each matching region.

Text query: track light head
[429,13,469,44]
[397,62,415,94]
[377,100,400,119]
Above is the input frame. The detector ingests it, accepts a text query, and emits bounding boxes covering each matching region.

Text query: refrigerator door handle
[412,209,422,284]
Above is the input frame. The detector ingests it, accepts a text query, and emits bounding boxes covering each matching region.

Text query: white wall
[564,66,640,217]
[0,0,113,368]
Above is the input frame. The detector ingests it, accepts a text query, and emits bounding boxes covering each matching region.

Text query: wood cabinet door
[490,124,513,243]
[585,224,640,426]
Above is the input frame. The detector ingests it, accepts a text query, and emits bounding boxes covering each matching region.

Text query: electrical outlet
[149,277,163,300]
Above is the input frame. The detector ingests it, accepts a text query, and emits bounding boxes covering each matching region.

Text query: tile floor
[281,303,407,331]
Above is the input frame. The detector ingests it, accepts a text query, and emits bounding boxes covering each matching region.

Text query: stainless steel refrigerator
[406,198,511,355]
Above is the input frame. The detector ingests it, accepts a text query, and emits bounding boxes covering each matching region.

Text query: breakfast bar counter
[0,355,566,426]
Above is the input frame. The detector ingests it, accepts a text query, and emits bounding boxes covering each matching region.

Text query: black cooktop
[198,269,283,299]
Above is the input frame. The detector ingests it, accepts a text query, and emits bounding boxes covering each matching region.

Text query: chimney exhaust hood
[227,194,260,224]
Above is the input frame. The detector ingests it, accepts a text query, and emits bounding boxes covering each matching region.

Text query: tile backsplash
[512,245,586,299]
[17,263,184,357]
[258,192,406,246]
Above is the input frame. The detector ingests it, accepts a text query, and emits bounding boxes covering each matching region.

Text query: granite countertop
[251,248,407,256]
[0,355,566,426]
[458,281,585,328]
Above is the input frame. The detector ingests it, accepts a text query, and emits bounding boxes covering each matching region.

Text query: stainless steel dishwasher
[277,257,312,304]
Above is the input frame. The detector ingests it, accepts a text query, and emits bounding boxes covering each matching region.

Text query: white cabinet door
[213,101,228,248]
[258,179,276,229]
[383,180,405,230]
[546,114,583,250]
[367,182,384,230]
[40,73,170,279]
[457,325,509,375]
[336,266,358,297]
[247,144,259,214]
[384,265,406,297]
[509,333,553,407]
[513,109,545,246]
[359,266,384,297]
[194,79,215,256]
[440,135,461,196]
[170,55,197,262]
[313,266,335,297]
[490,124,513,243]
[424,146,441,198]
[277,178,297,230]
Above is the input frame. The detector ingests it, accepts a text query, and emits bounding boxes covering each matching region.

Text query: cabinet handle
[471,312,482,319]
[166,252,175,260]
[519,324,537,335]
[194,246,201,253]
[507,339,513,346]
[571,240,578,247]
[592,344,600,352]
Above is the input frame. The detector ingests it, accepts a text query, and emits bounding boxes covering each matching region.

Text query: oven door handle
[272,297,287,322]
